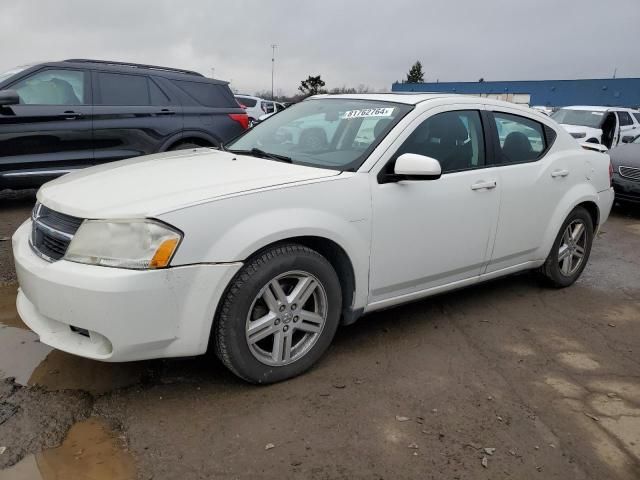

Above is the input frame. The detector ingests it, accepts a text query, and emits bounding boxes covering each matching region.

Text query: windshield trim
[226,98,414,172]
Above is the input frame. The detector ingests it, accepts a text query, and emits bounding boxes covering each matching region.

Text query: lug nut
[291,304,297,310]
[274,318,281,325]
[279,305,286,312]
[283,325,289,332]
[293,316,299,322]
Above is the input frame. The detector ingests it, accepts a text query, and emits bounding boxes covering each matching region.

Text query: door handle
[156,109,176,115]
[551,169,570,178]
[62,111,83,120]
[471,180,497,190]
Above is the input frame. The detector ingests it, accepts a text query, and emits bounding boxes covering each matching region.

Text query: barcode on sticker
[341,108,395,119]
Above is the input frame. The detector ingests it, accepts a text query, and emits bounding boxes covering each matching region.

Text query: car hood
[38,148,341,218]
[560,124,602,136]
[609,143,640,167]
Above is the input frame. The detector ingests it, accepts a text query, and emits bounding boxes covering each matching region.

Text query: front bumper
[612,175,640,203]
[12,220,242,362]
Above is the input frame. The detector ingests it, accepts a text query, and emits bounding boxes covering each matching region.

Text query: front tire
[214,244,342,383]
[540,206,594,288]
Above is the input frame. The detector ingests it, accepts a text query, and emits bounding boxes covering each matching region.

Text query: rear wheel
[214,244,342,383]
[540,207,594,288]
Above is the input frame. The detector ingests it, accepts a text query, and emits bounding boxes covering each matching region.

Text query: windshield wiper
[227,148,292,163]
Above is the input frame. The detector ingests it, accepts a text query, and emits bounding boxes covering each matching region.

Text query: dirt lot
[0,189,639,480]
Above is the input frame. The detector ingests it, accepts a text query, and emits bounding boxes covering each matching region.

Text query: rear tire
[540,206,594,288]
[214,244,342,384]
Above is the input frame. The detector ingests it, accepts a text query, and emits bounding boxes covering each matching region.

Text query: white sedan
[13,94,614,383]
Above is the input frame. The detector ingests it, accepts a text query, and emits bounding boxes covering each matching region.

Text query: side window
[275,103,286,112]
[12,69,86,105]
[617,111,633,126]
[97,73,149,105]
[174,80,236,107]
[262,102,275,114]
[493,112,546,164]
[633,113,640,124]
[395,110,485,173]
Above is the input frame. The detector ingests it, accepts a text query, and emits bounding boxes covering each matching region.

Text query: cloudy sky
[1,0,639,96]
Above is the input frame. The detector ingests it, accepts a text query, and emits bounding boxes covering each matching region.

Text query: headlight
[64,219,182,270]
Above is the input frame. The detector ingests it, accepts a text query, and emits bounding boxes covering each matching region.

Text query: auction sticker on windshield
[341,107,395,119]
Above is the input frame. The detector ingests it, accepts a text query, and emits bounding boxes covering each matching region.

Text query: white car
[13,94,614,383]
[551,106,640,148]
[234,94,285,126]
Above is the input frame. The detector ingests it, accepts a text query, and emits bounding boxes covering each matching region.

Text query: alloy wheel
[558,220,587,276]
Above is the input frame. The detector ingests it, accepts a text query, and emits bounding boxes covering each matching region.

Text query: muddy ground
[0,188,639,479]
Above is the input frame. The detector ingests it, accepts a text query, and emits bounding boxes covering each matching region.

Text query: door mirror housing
[382,153,442,183]
[0,89,19,106]
[621,135,635,144]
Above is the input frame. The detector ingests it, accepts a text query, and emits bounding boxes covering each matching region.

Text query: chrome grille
[619,166,640,182]
[30,203,84,261]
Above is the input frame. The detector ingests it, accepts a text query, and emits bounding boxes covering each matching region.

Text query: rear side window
[236,96,257,107]
[12,69,86,105]
[492,112,546,164]
[633,113,640,123]
[617,111,633,126]
[175,80,236,107]
[98,73,150,105]
[395,110,485,173]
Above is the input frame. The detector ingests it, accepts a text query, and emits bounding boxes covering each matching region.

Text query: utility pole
[271,44,278,100]
[613,67,617,79]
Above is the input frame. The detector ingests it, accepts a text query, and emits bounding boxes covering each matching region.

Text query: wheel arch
[161,131,220,151]
[246,236,359,325]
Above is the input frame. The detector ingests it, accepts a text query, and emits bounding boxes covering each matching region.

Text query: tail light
[229,113,249,130]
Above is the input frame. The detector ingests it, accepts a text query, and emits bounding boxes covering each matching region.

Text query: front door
[0,68,93,185]
[369,107,500,305]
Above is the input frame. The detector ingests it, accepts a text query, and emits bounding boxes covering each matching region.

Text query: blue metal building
[391,78,640,108]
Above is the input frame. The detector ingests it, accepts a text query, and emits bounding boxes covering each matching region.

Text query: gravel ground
[0,189,639,479]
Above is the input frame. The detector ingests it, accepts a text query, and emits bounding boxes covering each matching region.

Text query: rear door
[616,111,637,144]
[92,71,182,163]
[484,108,568,273]
[0,67,93,183]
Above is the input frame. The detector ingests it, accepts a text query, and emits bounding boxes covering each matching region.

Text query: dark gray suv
[0,59,249,190]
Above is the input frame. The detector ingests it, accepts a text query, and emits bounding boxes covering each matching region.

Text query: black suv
[0,59,248,190]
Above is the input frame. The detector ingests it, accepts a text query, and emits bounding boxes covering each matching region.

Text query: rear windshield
[551,109,605,128]
[174,80,237,107]
[236,96,257,107]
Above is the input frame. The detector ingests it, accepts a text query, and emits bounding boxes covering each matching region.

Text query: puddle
[1,283,147,394]
[0,418,136,480]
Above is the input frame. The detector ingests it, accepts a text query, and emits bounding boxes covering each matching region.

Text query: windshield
[551,109,605,128]
[226,98,412,171]
[0,65,32,84]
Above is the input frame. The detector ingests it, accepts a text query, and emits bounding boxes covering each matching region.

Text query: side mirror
[0,89,19,106]
[621,135,635,144]
[383,153,442,183]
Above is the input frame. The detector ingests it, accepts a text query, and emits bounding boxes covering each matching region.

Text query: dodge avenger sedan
[13,94,614,383]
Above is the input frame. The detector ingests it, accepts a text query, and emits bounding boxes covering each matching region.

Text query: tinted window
[395,110,485,173]
[13,69,86,105]
[98,73,149,105]
[175,80,235,107]
[493,112,545,163]
[633,113,640,124]
[236,96,257,107]
[617,111,633,126]
[275,103,286,112]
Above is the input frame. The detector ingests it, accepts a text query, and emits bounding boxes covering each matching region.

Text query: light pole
[271,44,278,100]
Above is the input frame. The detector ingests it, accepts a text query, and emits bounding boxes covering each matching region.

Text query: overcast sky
[1,0,639,96]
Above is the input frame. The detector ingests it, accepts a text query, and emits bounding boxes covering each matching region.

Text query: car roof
[561,105,636,112]
[32,59,229,85]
